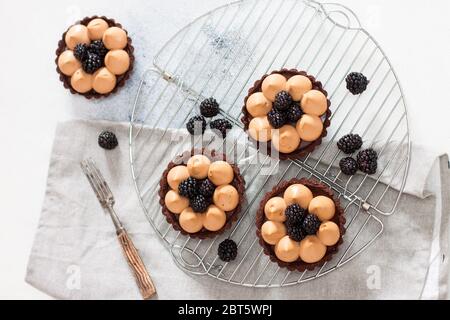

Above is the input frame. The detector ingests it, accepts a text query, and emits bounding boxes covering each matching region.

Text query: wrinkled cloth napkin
[26,120,450,299]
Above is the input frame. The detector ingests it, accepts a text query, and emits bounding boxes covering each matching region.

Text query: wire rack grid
[128,0,410,287]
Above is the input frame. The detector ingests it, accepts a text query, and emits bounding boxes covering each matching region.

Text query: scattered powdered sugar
[202,23,252,65]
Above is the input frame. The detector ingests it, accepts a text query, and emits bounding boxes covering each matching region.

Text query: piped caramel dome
[262,74,287,101]
[71,69,93,93]
[164,190,189,214]
[286,75,312,101]
[213,184,239,212]
[248,116,273,142]
[179,207,204,233]
[264,197,287,222]
[296,114,323,142]
[187,155,211,179]
[65,24,90,50]
[299,235,326,263]
[203,205,226,232]
[87,18,109,40]
[275,235,300,263]
[301,89,328,116]
[105,49,130,75]
[167,165,190,190]
[272,125,301,154]
[283,184,313,209]
[58,50,81,76]
[102,26,127,50]
[261,221,286,245]
[246,92,272,117]
[208,161,234,186]
[309,196,335,221]
[92,67,117,94]
[317,221,340,246]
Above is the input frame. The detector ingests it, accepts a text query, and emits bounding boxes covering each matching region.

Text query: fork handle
[117,229,157,299]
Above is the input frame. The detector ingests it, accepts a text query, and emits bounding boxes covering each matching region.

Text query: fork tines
[80,158,114,208]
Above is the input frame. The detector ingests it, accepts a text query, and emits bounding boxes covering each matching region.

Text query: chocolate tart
[255,178,345,272]
[158,149,246,239]
[55,15,135,99]
[241,68,331,160]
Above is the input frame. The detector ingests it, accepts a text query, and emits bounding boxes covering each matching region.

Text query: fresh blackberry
[186,116,206,135]
[218,239,238,262]
[74,43,89,62]
[210,118,232,138]
[285,204,306,225]
[357,149,378,175]
[267,109,286,129]
[287,224,306,242]
[273,91,293,111]
[199,97,220,118]
[302,214,321,235]
[199,179,216,198]
[178,177,199,199]
[285,104,303,123]
[89,40,108,60]
[339,157,358,176]
[337,133,363,154]
[82,52,102,74]
[190,194,210,213]
[98,131,118,150]
[346,72,369,95]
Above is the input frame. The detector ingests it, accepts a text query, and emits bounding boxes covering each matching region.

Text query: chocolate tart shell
[55,15,135,99]
[241,69,331,160]
[158,149,246,239]
[255,178,346,272]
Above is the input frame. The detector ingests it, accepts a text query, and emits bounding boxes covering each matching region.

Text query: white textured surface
[0,0,449,299]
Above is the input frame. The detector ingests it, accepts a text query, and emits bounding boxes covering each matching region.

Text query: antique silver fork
[80,158,156,299]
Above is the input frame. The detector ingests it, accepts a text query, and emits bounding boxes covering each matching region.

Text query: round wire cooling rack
[129,0,411,287]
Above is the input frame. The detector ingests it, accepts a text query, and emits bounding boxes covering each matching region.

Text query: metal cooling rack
[128,0,410,287]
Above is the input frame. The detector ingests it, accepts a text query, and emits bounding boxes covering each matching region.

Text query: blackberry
[339,157,358,176]
[89,40,108,60]
[199,179,216,198]
[74,43,88,62]
[287,224,306,242]
[285,104,303,123]
[98,131,118,150]
[267,109,286,129]
[302,214,321,235]
[82,52,102,74]
[346,72,369,95]
[218,239,238,262]
[210,118,232,138]
[337,133,363,154]
[285,204,306,225]
[357,149,378,175]
[178,177,199,199]
[273,91,293,111]
[199,97,220,118]
[186,116,206,135]
[190,194,210,213]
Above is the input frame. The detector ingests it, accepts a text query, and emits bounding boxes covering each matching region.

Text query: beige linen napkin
[25,119,449,299]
